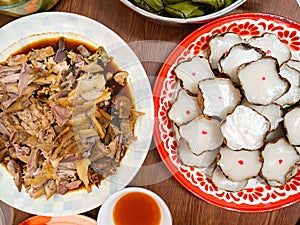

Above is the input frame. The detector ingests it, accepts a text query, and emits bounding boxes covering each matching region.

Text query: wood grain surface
[0,0,299,224]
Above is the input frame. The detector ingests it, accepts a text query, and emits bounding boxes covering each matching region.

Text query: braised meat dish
[0,37,143,199]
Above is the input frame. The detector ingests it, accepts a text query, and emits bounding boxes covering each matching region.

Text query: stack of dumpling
[168,32,300,191]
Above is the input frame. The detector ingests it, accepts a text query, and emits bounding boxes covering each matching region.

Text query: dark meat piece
[113,71,128,86]
[55,38,67,63]
[88,168,101,187]
[56,180,68,195]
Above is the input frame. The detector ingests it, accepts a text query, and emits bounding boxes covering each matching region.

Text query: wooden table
[0,0,300,224]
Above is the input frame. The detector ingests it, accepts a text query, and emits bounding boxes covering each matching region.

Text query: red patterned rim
[153,12,300,212]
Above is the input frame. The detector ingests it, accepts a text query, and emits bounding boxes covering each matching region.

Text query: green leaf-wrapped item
[165,1,205,19]
[163,0,185,4]
[192,0,224,10]
[224,0,235,6]
[132,0,164,13]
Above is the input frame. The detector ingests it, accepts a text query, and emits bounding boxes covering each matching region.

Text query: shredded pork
[0,37,143,199]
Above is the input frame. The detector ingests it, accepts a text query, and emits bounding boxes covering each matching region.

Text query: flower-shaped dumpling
[174,56,214,95]
[221,105,270,150]
[217,146,262,182]
[179,115,223,155]
[284,107,300,145]
[238,57,289,105]
[261,138,300,186]
[198,78,242,119]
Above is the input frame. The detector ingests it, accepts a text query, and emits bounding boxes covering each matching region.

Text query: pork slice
[65,180,82,190]
[26,148,39,178]
[0,119,10,136]
[44,179,57,200]
[18,63,30,96]
[67,51,84,64]
[0,65,21,75]
[2,92,18,108]
[29,46,55,61]
[13,144,30,155]
[12,144,31,163]
[6,54,28,66]
[77,45,91,58]
[7,159,22,192]
[56,167,77,180]
[56,180,68,195]
[17,102,55,141]
[50,103,71,126]
[0,73,19,83]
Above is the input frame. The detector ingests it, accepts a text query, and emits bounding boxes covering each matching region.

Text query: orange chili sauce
[113,192,162,225]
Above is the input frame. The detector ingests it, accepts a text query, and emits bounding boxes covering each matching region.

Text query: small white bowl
[120,0,247,24]
[97,187,172,225]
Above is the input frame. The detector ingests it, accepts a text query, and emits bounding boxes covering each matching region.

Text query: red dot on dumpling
[186,110,191,115]
[279,159,283,165]
[266,49,271,54]
[262,76,266,81]
[202,131,208,135]
[192,72,196,77]
[238,160,244,165]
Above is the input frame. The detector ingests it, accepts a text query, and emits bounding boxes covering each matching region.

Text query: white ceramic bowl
[97,187,172,225]
[120,0,247,24]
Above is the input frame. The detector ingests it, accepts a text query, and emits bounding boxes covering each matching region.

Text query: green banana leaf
[224,0,234,6]
[163,0,185,4]
[132,0,164,13]
[192,0,225,10]
[165,1,205,19]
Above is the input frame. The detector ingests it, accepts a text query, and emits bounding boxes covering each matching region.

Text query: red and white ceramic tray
[19,215,97,225]
[153,12,300,212]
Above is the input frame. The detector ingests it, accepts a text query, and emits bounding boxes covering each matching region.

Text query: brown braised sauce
[12,36,134,101]
[113,192,162,225]
[13,37,97,56]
